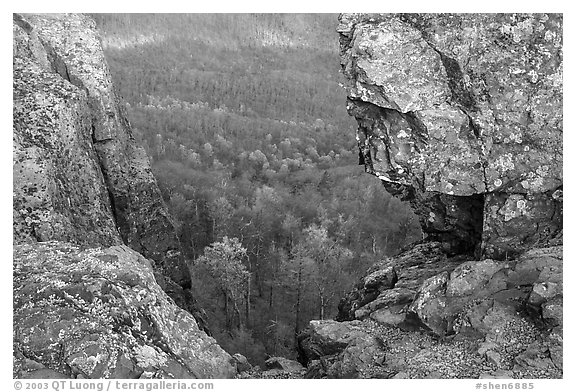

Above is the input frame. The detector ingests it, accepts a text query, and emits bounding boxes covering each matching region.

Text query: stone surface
[296,318,560,379]
[13,13,189,286]
[355,287,415,319]
[232,354,252,373]
[404,246,562,336]
[297,320,367,363]
[337,242,462,321]
[325,245,562,377]
[12,13,232,379]
[13,242,235,379]
[264,357,304,372]
[407,272,450,335]
[446,259,503,297]
[320,12,563,379]
[297,320,387,378]
[369,307,406,327]
[363,266,397,290]
[339,13,562,257]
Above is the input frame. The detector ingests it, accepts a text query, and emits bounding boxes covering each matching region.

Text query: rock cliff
[338,13,562,258]
[294,13,563,379]
[13,13,188,285]
[13,13,234,378]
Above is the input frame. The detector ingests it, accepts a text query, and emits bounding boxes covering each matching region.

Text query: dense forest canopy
[92,13,421,365]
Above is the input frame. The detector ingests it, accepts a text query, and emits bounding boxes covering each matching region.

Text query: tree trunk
[233,298,242,330]
[269,285,273,310]
[254,236,264,298]
[245,275,251,328]
[223,289,229,330]
[294,259,303,339]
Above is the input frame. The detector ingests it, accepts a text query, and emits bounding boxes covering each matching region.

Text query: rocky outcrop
[13,242,235,379]
[339,13,562,258]
[13,13,233,378]
[300,245,562,378]
[337,242,464,321]
[13,13,188,285]
[294,12,563,380]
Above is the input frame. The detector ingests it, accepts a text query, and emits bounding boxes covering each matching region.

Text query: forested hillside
[91,13,421,365]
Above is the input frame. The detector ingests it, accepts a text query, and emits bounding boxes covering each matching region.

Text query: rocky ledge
[298,244,562,378]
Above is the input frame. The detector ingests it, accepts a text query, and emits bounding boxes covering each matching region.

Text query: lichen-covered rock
[297,320,365,363]
[339,13,562,257]
[12,13,231,379]
[446,259,504,297]
[363,266,398,290]
[316,13,564,379]
[13,14,121,248]
[13,13,189,285]
[13,242,235,379]
[403,246,562,337]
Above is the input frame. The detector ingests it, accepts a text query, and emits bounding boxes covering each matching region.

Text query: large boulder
[407,272,450,335]
[338,13,562,258]
[13,13,188,286]
[13,242,235,379]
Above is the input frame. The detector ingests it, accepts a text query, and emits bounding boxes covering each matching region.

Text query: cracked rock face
[339,13,562,257]
[12,14,234,379]
[13,242,235,379]
[13,13,189,285]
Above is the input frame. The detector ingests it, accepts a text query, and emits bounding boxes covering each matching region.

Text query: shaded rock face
[13,242,235,379]
[13,13,188,286]
[13,13,233,379]
[339,13,562,258]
